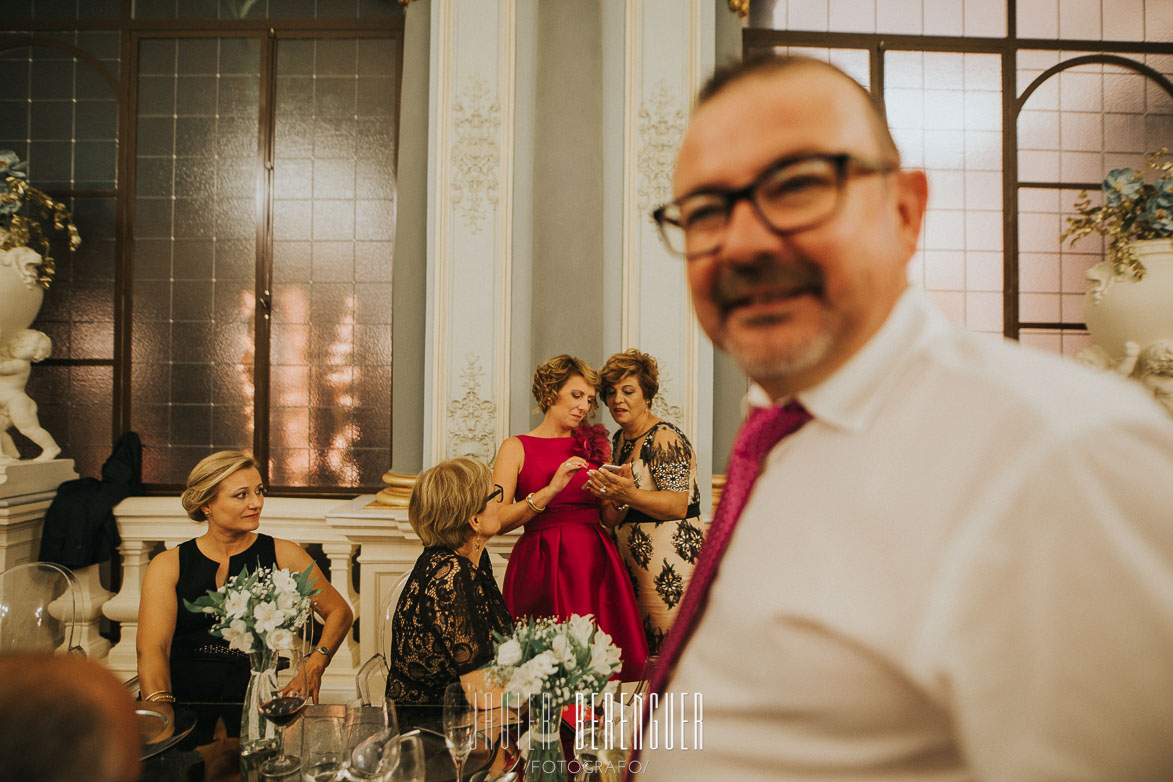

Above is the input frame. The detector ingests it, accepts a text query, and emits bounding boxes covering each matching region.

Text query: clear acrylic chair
[354,570,412,705]
[0,561,84,655]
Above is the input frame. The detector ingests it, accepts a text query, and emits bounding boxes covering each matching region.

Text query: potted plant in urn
[0,151,81,461]
[1,150,81,334]
[1065,148,1173,416]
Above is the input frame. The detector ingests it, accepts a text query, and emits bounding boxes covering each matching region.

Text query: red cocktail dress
[503,435,648,681]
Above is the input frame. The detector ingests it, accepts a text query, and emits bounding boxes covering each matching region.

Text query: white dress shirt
[640,290,1173,781]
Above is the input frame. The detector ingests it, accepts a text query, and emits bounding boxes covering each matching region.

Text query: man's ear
[892,168,929,255]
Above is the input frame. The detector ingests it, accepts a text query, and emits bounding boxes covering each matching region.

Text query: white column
[102,538,152,673]
[325,497,419,666]
[607,0,717,505]
[319,541,358,670]
[423,0,518,466]
[0,460,77,571]
[63,563,113,658]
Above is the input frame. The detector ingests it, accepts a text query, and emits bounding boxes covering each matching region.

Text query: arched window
[1,38,120,476]
[1015,55,1173,354]
[744,1,1173,350]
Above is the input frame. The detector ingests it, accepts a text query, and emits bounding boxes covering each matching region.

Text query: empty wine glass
[387,733,425,782]
[443,682,477,782]
[346,697,399,775]
[258,654,310,778]
[301,714,345,782]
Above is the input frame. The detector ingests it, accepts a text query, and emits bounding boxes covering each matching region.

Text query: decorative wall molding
[427,0,514,466]
[616,0,715,509]
[651,371,685,430]
[636,79,687,215]
[494,0,517,452]
[450,76,502,234]
[446,353,497,462]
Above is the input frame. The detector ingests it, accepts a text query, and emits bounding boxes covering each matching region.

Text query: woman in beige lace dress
[585,349,705,655]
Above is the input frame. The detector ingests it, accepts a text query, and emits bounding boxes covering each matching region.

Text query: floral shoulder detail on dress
[643,422,697,497]
[571,422,611,464]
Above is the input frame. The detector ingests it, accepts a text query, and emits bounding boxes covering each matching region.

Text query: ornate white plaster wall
[424,1,721,506]
[612,0,716,504]
[425,0,517,466]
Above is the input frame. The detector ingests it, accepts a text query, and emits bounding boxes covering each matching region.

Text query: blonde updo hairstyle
[409,457,493,550]
[531,354,601,417]
[600,349,660,405]
[181,450,260,522]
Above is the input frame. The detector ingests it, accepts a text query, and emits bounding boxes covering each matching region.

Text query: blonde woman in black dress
[585,350,705,655]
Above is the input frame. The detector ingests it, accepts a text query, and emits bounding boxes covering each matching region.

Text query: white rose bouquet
[486,613,620,709]
[183,563,320,655]
[484,614,621,782]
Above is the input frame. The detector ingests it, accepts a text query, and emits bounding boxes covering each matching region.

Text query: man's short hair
[0,654,140,782]
[698,55,901,165]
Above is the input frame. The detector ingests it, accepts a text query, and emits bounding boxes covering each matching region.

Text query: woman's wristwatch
[308,645,331,661]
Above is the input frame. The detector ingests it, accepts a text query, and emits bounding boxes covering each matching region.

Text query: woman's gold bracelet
[143,690,176,703]
[526,492,547,513]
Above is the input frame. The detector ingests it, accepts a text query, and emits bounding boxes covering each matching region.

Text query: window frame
[2,7,405,496]
[743,6,1173,341]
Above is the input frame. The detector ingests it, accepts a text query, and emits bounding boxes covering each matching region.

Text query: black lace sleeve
[425,555,499,675]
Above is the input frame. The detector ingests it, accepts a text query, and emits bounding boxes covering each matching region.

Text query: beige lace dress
[611,421,706,655]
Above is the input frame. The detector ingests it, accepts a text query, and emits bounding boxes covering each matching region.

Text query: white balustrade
[0,460,78,571]
[100,494,519,704]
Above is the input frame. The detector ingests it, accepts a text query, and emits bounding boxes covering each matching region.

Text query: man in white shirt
[638,56,1173,780]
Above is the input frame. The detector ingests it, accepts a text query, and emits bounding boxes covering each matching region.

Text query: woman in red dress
[492,355,648,681]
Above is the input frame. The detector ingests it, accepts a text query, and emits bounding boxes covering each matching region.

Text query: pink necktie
[644,400,812,702]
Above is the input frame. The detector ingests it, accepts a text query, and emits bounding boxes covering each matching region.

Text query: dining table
[137,702,513,782]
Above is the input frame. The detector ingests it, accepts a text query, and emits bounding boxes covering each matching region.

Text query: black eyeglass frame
[485,484,504,505]
[651,152,898,259]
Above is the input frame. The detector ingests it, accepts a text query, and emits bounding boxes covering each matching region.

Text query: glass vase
[526,695,568,782]
[239,648,279,781]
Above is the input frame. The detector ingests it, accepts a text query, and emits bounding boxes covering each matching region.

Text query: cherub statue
[1134,341,1173,417]
[0,244,44,289]
[1075,341,1140,376]
[0,329,60,461]
[0,409,20,463]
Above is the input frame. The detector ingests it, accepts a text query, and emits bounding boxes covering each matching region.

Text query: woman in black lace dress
[386,457,512,721]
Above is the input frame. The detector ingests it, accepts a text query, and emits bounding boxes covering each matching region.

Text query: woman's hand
[284,652,327,703]
[548,456,589,494]
[273,539,354,705]
[586,463,636,508]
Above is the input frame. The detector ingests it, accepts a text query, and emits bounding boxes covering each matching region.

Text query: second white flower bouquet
[484,614,622,781]
[486,613,620,709]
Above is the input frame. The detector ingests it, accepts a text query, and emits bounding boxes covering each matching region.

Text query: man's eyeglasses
[485,484,504,504]
[651,153,897,259]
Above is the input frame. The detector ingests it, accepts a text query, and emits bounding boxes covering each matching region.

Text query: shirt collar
[745,289,949,432]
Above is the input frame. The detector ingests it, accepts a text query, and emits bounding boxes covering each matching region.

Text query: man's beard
[712,256,835,384]
[722,317,835,384]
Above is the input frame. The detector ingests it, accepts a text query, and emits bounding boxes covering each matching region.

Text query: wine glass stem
[455,758,463,782]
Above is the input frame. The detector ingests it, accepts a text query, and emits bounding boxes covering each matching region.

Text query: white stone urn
[0,231,45,345]
[1083,238,1173,361]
